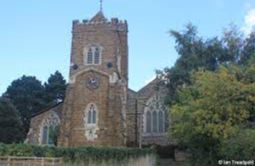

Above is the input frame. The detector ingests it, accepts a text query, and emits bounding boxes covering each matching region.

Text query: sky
[1,0,255,94]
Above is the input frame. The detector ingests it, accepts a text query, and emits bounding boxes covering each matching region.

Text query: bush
[142,144,176,159]
[0,143,155,163]
[220,128,255,160]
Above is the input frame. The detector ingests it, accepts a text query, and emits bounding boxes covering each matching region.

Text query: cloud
[242,8,255,35]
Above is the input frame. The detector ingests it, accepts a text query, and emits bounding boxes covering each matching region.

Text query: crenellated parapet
[72,17,128,32]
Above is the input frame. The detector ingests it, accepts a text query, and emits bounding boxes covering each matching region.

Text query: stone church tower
[58,11,129,147]
[26,9,169,148]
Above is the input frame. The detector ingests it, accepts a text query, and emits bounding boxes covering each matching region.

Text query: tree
[170,65,255,165]
[0,97,24,143]
[44,71,67,105]
[240,31,255,65]
[158,24,252,105]
[4,76,47,136]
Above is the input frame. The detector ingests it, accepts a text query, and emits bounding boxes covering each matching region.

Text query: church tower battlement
[69,11,128,85]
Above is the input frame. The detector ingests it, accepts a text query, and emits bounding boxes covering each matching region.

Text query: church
[26,9,169,147]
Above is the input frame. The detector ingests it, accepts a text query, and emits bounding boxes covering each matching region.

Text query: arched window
[86,104,97,125]
[41,125,59,145]
[88,111,92,124]
[85,46,102,65]
[40,112,60,145]
[92,110,96,124]
[158,111,164,133]
[87,48,93,64]
[42,126,48,144]
[146,111,152,133]
[152,111,158,133]
[94,48,100,64]
[144,95,167,135]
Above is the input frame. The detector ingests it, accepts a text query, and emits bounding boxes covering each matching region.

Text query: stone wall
[126,89,138,146]
[58,12,129,147]
[137,79,170,146]
[63,155,156,166]
[26,103,62,145]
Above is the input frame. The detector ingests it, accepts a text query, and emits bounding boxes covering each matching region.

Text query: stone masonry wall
[58,12,128,147]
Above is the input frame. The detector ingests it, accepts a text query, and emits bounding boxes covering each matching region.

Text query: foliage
[143,144,175,159]
[2,71,67,141]
[4,76,47,135]
[158,24,255,105]
[170,65,255,165]
[0,98,24,143]
[0,144,154,163]
[44,71,67,105]
[220,128,255,160]
[240,32,255,64]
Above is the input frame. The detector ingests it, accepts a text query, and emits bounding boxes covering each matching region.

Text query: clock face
[86,76,100,90]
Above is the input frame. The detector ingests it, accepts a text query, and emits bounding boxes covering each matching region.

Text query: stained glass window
[158,111,164,133]
[42,126,48,144]
[146,111,152,133]
[87,104,97,125]
[153,111,158,133]
[144,96,168,134]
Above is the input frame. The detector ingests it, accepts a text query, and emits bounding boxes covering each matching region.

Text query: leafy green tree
[220,128,255,160]
[240,32,255,65]
[170,65,255,165]
[44,71,67,105]
[4,76,47,136]
[0,97,24,143]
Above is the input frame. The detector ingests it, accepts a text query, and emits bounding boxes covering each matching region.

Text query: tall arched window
[42,126,48,144]
[86,104,97,125]
[88,111,92,124]
[146,111,152,133]
[94,48,100,64]
[87,48,93,64]
[152,111,158,133]
[144,95,167,135]
[92,110,96,124]
[85,46,102,65]
[40,112,60,145]
[158,111,164,133]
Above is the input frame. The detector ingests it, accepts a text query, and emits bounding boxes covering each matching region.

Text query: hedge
[0,144,155,163]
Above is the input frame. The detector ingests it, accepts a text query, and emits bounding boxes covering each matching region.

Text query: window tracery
[84,45,102,65]
[40,111,60,145]
[144,95,167,135]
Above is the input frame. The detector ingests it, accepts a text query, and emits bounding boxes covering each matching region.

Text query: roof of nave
[30,102,63,118]
[137,78,160,95]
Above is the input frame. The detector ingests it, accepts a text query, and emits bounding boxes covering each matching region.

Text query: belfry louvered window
[94,48,100,64]
[87,48,93,64]
[85,46,101,65]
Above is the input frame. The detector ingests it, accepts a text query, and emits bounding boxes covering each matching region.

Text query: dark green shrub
[0,144,154,163]
[143,144,175,159]
[220,128,255,160]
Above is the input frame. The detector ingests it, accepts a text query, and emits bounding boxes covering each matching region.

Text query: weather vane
[100,0,103,12]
